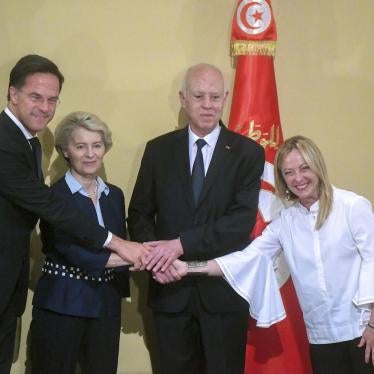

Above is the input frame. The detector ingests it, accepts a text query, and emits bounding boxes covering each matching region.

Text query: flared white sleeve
[216,238,286,327]
[350,196,374,311]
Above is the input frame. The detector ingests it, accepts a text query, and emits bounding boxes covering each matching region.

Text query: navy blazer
[33,177,129,318]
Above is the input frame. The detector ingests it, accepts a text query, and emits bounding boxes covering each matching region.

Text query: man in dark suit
[128,63,265,374]
[0,54,145,373]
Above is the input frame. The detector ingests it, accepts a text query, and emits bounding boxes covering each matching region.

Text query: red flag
[228,1,313,373]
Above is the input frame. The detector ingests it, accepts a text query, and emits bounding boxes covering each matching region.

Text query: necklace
[87,180,98,198]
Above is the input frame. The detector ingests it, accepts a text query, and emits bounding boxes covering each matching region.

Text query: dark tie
[192,139,206,206]
[29,137,44,182]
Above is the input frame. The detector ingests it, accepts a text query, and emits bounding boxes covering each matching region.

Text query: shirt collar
[296,199,320,215]
[65,169,110,196]
[295,186,336,215]
[188,123,221,148]
[4,107,34,140]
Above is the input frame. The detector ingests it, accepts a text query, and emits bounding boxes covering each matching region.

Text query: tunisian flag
[228,1,312,373]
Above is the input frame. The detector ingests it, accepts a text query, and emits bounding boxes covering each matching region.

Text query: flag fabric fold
[228,1,313,372]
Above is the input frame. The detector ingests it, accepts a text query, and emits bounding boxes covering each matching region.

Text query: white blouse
[217,187,374,344]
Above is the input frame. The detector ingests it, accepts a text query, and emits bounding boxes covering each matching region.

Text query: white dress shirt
[217,187,374,344]
[65,170,110,227]
[5,107,34,141]
[188,124,221,174]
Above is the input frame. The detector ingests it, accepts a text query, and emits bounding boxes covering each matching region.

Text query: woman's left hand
[358,326,374,365]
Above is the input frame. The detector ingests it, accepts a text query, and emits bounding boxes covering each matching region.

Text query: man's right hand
[152,259,188,284]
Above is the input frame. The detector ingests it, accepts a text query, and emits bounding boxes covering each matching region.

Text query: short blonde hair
[55,111,112,159]
[274,135,333,229]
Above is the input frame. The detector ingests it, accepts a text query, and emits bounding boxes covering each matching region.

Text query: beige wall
[2,1,372,373]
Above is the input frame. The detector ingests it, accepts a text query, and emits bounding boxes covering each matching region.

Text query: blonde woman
[155,136,374,373]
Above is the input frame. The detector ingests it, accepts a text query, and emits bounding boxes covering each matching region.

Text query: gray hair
[55,111,112,158]
[180,63,226,96]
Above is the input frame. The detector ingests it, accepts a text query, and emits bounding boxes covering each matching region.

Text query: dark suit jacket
[33,177,129,318]
[128,123,265,313]
[0,111,108,317]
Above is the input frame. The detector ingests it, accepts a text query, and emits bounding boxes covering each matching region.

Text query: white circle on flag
[236,0,272,35]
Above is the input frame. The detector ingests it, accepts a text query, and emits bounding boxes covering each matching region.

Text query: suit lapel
[174,124,235,209]
[99,193,111,227]
[99,191,122,233]
[198,125,233,206]
[1,112,38,173]
[173,127,194,208]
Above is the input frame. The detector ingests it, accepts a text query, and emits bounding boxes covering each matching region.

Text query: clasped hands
[136,238,186,283]
[112,236,186,283]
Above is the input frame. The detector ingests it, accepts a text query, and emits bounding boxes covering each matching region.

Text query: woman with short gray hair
[30,111,129,374]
